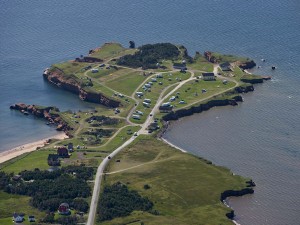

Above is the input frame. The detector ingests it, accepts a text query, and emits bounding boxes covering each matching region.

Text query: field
[0,191,45,225]
[97,136,250,225]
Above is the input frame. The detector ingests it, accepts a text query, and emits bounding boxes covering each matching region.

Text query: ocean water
[1,0,299,224]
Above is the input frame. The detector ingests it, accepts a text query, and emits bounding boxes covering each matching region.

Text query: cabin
[136,92,144,96]
[58,203,70,215]
[173,63,187,70]
[220,62,232,71]
[151,78,157,82]
[156,73,163,78]
[57,147,69,157]
[202,72,215,81]
[13,213,24,223]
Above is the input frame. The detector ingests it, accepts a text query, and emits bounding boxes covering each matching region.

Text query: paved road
[86,135,137,225]
[86,66,239,225]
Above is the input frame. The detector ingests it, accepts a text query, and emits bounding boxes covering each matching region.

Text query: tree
[129,41,135,48]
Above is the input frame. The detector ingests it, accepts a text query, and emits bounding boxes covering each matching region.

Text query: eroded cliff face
[162,96,244,121]
[10,103,73,137]
[43,68,120,108]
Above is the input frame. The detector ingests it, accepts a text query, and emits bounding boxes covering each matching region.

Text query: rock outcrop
[162,96,243,121]
[238,60,256,70]
[43,68,120,108]
[10,103,72,136]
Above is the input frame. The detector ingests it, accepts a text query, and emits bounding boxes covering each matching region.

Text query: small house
[136,91,143,96]
[173,63,187,70]
[156,73,163,78]
[57,147,69,157]
[58,203,70,215]
[220,62,232,71]
[202,72,215,81]
[13,213,24,223]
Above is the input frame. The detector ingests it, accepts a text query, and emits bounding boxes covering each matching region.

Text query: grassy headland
[1,42,265,224]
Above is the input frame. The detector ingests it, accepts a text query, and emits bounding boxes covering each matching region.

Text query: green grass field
[0,191,45,225]
[172,78,236,109]
[89,43,137,60]
[0,150,55,174]
[97,136,250,225]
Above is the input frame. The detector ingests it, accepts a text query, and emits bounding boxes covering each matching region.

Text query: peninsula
[1,42,267,225]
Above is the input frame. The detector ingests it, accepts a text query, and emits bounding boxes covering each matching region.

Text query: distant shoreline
[0,132,68,164]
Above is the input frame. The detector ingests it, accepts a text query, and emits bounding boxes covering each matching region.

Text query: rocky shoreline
[43,68,120,108]
[10,103,73,137]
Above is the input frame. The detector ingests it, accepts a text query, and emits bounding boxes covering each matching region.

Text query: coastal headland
[1,42,268,225]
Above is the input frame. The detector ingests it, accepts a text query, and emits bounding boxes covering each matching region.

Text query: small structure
[28,215,35,222]
[12,175,22,181]
[202,72,215,81]
[220,62,232,71]
[136,91,144,96]
[143,102,150,108]
[58,203,70,215]
[67,143,74,152]
[135,110,144,115]
[132,114,141,120]
[57,147,69,157]
[159,105,173,113]
[156,73,163,78]
[13,213,24,223]
[173,63,187,70]
[91,68,99,73]
[169,96,176,102]
[144,99,151,103]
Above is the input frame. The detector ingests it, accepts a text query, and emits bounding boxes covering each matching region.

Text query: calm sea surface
[1,0,299,224]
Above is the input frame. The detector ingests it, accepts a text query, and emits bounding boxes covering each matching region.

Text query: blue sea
[1,0,299,224]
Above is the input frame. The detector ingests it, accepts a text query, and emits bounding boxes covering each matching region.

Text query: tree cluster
[0,166,94,213]
[97,182,153,221]
[117,43,180,69]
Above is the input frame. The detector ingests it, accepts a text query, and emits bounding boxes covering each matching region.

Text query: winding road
[86,64,240,225]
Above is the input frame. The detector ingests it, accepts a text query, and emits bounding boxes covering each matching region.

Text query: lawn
[188,54,214,72]
[105,71,147,96]
[97,136,251,225]
[0,149,54,174]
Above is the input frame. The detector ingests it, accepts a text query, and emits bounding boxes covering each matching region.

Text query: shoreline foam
[0,132,68,164]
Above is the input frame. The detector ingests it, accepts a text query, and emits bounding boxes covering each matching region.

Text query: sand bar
[0,132,68,164]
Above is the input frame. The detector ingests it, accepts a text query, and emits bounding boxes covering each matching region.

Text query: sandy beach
[0,132,68,164]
